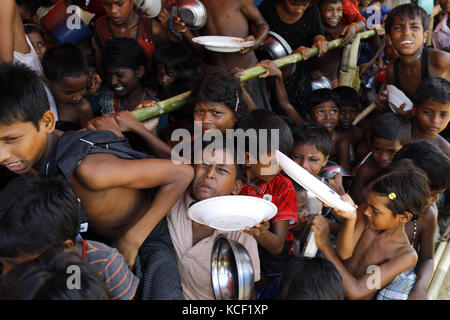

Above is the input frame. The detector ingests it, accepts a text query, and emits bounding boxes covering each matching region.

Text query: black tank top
[393,47,430,93]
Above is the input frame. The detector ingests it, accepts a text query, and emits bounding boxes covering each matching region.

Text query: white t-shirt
[13,35,59,120]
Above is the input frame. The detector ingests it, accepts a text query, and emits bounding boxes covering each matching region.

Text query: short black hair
[0,62,49,129]
[102,37,147,71]
[293,122,332,157]
[16,0,41,17]
[152,40,198,83]
[317,0,342,8]
[371,112,411,146]
[393,140,450,192]
[280,256,344,300]
[22,19,46,39]
[334,86,360,110]
[187,67,248,121]
[42,43,89,82]
[385,4,429,35]
[414,77,450,106]
[369,160,430,220]
[0,175,81,258]
[0,251,110,300]
[305,88,341,115]
[235,109,294,159]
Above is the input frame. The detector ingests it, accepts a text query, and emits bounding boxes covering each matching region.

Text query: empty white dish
[386,84,413,113]
[276,150,355,213]
[188,195,277,231]
[192,36,255,53]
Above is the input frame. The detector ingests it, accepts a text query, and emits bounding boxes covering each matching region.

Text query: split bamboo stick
[131,30,378,122]
[427,241,450,300]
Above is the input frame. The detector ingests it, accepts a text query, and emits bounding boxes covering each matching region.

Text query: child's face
[371,137,403,169]
[246,152,280,182]
[191,149,240,201]
[292,142,329,176]
[0,113,55,175]
[308,100,339,133]
[439,0,449,13]
[320,1,343,28]
[194,101,236,134]
[48,75,89,105]
[364,191,406,231]
[104,65,143,97]
[157,65,177,88]
[429,189,445,206]
[284,0,310,15]
[414,99,450,137]
[102,0,134,25]
[387,15,427,57]
[296,189,309,222]
[27,31,46,62]
[339,105,358,129]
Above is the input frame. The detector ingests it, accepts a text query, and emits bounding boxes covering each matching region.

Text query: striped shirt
[81,240,139,300]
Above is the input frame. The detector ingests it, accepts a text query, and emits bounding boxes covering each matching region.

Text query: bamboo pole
[352,102,377,126]
[131,30,378,122]
[427,240,450,300]
[432,224,450,279]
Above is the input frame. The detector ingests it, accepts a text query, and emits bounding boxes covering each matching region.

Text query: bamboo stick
[432,224,450,279]
[352,102,377,126]
[427,240,450,300]
[131,30,379,122]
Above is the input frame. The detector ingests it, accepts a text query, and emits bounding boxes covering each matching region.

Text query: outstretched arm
[312,215,418,300]
[74,153,194,267]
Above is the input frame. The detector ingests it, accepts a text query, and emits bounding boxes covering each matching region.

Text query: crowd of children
[0,0,449,301]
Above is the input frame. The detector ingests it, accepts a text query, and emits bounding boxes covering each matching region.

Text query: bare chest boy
[69,154,154,242]
[201,0,258,69]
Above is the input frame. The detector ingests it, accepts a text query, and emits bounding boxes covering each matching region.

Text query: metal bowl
[256,31,296,74]
[311,75,333,91]
[136,0,161,18]
[177,0,207,30]
[320,161,352,179]
[211,235,254,300]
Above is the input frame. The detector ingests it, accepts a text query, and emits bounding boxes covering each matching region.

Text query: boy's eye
[4,136,19,142]
[217,167,229,174]
[212,111,222,116]
[195,109,204,114]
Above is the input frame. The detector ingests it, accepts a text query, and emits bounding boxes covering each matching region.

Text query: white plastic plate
[188,195,277,231]
[276,150,355,213]
[386,84,413,113]
[192,36,255,53]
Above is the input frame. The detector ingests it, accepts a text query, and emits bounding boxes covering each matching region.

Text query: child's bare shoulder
[434,135,450,158]
[430,48,450,77]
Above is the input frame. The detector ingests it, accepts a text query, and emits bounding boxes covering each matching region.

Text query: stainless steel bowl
[177,0,207,30]
[320,163,352,179]
[256,31,296,74]
[211,235,254,300]
[311,75,333,91]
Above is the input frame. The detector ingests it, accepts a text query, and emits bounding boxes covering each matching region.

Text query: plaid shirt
[376,267,416,300]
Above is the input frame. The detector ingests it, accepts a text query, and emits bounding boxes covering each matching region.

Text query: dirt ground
[437,269,450,300]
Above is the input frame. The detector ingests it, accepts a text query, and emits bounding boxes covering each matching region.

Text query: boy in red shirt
[236,109,297,299]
